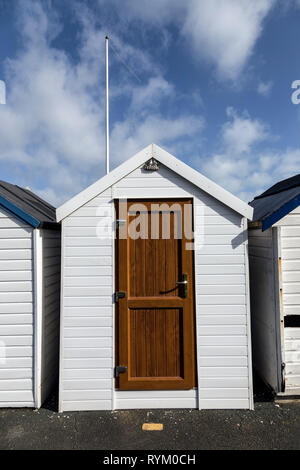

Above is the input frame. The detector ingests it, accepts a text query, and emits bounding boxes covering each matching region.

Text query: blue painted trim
[262,195,300,231]
[0,195,40,228]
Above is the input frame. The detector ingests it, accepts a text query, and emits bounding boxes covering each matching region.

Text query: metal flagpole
[105,36,109,174]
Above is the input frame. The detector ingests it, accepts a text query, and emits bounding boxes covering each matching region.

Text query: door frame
[114,197,198,391]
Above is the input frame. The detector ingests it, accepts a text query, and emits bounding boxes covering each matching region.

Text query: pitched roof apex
[56,144,253,221]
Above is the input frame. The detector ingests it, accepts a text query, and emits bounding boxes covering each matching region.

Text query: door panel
[116,199,196,391]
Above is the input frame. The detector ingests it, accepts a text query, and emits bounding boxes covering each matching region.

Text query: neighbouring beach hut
[249,174,300,395]
[0,181,61,408]
[57,144,254,412]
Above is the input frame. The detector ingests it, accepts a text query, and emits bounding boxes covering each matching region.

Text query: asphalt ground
[0,377,299,450]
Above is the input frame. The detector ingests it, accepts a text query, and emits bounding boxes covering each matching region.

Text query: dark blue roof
[0,181,58,228]
[249,174,300,231]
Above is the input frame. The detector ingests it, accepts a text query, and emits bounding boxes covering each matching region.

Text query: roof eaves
[0,194,40,228]
[262,194,300,231]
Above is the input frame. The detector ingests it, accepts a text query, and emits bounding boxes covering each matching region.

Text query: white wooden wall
[248,227,281,392]
[59,164,253,411]
[276,206,300,392]
[0,208,34,407]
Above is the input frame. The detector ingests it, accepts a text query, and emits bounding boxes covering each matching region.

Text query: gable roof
[249,173,300,231]
[56,144,253,221]
[0,180,58,228]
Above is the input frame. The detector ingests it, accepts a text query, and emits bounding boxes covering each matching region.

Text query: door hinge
[114,291,126,302]
[115,365,127,377]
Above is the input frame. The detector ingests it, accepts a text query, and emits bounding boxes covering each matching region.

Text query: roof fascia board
[153,145,253,220]
[0,195,40,228]
[262,195,300,231]
[56,143,253,221]
[56,144,153,221]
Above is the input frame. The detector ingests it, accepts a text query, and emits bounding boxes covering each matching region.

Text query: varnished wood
[116,199,196,391]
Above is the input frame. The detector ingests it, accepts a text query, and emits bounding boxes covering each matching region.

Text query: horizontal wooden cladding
[199,366,248,377]
[64,317,112,327]
[64,337,112,348]
[198,315,247,326]
[64,358,112,369]
[282,271,300,282]
[64,327,112,338]
[0,390,34,403]
[198,325,246,336]
[64,348,112,359]
[64,297,112,307]
[282,237,300,249]
[199,377,249,388]
[282,249,300,260]
[64,217,112,227]
[199,399,249,409]
[0,368,33,379]
[64,276,112,287]
[63,379,112,390]
[199,336,247,346]
[197,294,245,305]
[65,237,112,247]
[61,400,112,411]
[0,250,32,260]
[277,214,300,226]
[199,346,248,356]
[65,246,112,257]
[64,369,112,380]
[62,390,112,401]
[64,306,113,317]
[0,335,33,346]
[0,378,32,390]
[0,314,33,325]
[196,255,245,265]
[197,274,245,285]
[0,260,32,271]
[65,256,112,267]
[196,285,246,295]
[282,260,300,272]
[65,266,112,277]
[0,281,32,292]
[282,294,300,305]
[196,264,245,275]
[0,239,32,250]
[197,388,248,399]
[198,356,248,367]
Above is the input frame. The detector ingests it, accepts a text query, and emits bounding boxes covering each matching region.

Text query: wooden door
[115,199,196,391]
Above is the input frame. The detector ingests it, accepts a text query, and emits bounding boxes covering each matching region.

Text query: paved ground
[0,392,299,450]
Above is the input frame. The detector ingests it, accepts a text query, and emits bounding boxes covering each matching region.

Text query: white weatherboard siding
[59,164,252,411]
[276,206,300,392]
[248,227,281,392]
[60,189,114,412]
[40,229,61,404]
[0,208,34,407]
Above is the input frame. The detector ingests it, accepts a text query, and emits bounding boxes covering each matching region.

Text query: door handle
[176,273,188,298]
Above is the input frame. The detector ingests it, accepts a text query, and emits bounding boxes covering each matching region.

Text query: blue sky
[0,0,300,205]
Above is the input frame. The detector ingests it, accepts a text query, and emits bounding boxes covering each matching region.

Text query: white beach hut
[249,174,300,395]
[0,182,61,408]
[57,144,253,412]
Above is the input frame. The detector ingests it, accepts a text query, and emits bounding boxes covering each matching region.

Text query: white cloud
[0,1,203,205]
[99,0,275,81]
[222,107,268,154]
[198,109,300,202]
[182,0,275,81]
[257,80,273,96]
